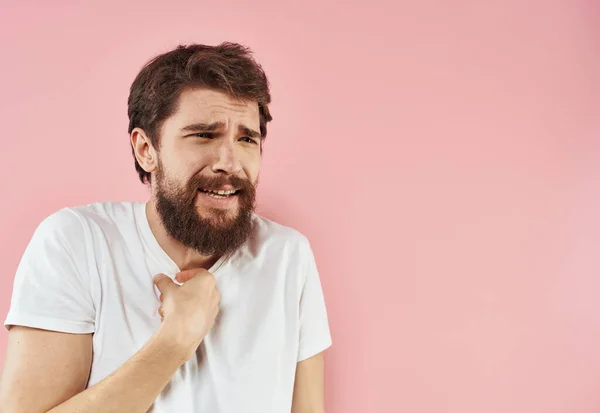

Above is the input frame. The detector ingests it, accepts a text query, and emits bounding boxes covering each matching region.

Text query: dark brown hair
[127,42,273,184]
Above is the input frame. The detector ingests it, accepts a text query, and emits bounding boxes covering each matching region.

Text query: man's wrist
[152,323,194,366]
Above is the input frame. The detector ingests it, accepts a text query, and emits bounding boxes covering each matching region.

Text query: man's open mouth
[198,188,240,199]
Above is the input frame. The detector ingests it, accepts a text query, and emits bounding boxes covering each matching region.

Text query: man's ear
[131,128,158,174]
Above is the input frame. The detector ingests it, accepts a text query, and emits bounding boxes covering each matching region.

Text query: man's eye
[193,133,212,139]
[241,137,257,144]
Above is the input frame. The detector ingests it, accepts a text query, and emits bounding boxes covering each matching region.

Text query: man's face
[152,88,262,256]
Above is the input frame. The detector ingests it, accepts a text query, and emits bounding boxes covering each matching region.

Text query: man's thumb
[153,273,175,292]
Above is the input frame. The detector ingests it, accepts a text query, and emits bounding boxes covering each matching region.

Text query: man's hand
[154,268,221,362]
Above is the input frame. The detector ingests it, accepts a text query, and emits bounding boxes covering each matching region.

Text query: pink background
[1,1,599,412]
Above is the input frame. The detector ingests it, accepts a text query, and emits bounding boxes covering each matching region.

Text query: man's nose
[211,140,242,175]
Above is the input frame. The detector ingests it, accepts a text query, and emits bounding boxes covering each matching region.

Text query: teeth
[207,193,226,199]
[201,188,237,196]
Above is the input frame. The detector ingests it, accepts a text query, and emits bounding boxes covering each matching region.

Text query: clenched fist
[154,268,221,361]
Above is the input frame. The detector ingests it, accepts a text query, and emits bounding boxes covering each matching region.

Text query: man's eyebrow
[180,122,261,138]
[239,125,261,139]
[180,122,225,133]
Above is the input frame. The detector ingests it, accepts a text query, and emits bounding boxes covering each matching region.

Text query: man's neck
[145,201,219,271]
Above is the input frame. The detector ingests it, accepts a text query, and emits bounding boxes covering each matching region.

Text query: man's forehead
[179,89,258,111]
[174,89,260,126]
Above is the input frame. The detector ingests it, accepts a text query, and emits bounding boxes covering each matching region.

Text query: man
[0,42,332,413]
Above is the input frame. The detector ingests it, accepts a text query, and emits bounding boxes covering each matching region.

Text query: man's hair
[127,42,273,184]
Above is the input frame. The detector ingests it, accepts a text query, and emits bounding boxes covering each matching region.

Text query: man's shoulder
[34,201,140,242]
[250,214,311,251]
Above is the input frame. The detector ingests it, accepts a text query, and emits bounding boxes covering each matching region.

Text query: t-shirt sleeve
[4,209,96,334]
[297,237,332,362]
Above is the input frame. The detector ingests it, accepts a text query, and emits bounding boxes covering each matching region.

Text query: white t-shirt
[4,201,332,413]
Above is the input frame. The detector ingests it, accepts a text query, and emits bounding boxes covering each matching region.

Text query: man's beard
[154,165,257,257]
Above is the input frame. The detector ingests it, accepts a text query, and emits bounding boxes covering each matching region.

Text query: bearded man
[0,42,332,413]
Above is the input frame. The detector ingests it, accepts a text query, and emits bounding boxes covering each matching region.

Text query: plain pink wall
[1,0,599,411]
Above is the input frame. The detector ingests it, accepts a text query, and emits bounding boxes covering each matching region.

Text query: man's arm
[0,325,186,413]
[0,270,219,413]
[0,327,93,412]
[291,352,326,413]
